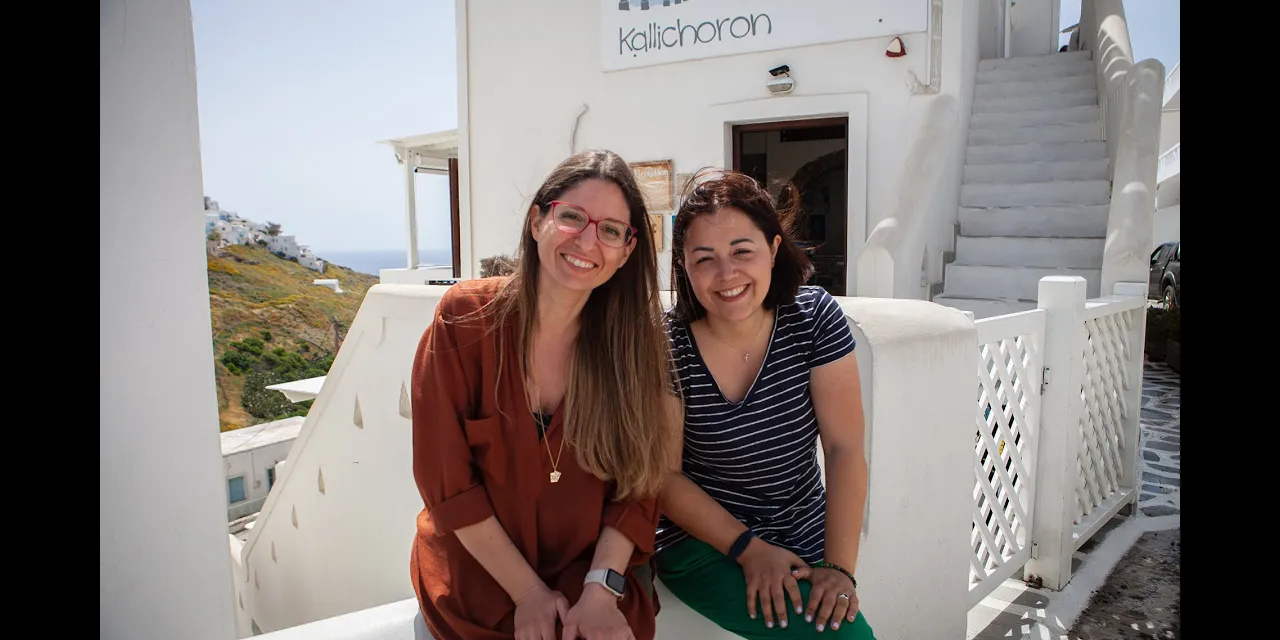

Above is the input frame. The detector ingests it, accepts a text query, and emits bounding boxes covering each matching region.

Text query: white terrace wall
[240,285,979,639]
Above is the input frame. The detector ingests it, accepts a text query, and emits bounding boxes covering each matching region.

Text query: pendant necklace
[706,310,769,363]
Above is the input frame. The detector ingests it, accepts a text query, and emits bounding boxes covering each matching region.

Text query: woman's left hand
[561,585,634,640]
[803,567,858,633]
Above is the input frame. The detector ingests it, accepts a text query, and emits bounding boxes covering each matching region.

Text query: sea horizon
[316,248,453,277]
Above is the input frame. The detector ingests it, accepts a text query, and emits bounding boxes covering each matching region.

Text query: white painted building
[1153,61,1179,249]
[221,220,257,246]
[220,417,304,521]
[264,234,300,259]
[298,245,326,272]
[383,0,1162,320]
[100,1,1167,639]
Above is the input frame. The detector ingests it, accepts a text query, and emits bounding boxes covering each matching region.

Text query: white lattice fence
[968,309,1044,607]
[1071,299,1144,548]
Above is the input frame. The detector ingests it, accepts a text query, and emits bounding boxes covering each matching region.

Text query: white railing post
[1112,282,1147,511]
[1023,276,1087,590]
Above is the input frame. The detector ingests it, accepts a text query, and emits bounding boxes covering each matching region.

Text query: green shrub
[241,370,302,420]
[1147,307,1181,343]
[232,336,265,356]
[221,350,256,374]
[261,330,273,341]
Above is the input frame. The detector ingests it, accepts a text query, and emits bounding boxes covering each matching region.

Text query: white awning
[379,129,458,173]
[265,375,327,403]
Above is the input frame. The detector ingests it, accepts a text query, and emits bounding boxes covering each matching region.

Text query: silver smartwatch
[583,568,626,598]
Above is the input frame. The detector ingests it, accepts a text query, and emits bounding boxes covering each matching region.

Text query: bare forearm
[822,449,868,574]
[454,516,544,603]
[590,525,634,574]
[659,473,748,555]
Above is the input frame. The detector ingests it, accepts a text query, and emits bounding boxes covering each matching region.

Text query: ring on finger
[837,593,851,601]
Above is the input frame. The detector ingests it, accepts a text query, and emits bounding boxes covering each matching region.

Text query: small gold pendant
[743,353,749,363]
[550,471,562,483]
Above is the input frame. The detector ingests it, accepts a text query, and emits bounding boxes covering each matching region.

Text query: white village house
[101,1,1174,639]
[204,198,327,273]
[221,417,305,521]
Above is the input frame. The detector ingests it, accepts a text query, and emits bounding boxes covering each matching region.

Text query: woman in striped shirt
[656,170,876,639]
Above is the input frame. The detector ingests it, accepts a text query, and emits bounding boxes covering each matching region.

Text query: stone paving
[1136,362,1180,517]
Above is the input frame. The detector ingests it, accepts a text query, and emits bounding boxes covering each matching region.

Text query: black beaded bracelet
[726,529,756,562]
[816,561,857,588]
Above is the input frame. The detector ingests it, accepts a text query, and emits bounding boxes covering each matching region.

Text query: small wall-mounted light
[885,36,906,58]
[766,64,795,96]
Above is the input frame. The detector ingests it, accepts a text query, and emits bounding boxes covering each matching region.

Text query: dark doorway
[732,118,849,295]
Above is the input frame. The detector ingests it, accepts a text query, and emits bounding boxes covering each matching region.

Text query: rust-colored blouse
[410,278,660,640]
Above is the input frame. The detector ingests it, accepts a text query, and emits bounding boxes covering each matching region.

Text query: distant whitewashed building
[298,245,326,272]
[201,197,326,272]
[264,234,300,259]
[220,417,304,521]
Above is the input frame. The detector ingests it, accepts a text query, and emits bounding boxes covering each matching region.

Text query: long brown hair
[670,168,814,324]
[486,149,677,501]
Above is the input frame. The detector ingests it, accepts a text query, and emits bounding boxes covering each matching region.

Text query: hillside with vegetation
[207,244,378,430]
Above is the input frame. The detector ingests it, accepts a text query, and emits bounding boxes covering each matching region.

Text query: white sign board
[602,0,929,72]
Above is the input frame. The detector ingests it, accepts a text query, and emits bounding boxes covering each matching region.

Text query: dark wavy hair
[669,168,814,324]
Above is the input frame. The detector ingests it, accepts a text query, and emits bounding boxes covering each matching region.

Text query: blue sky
[191,0,1178,255]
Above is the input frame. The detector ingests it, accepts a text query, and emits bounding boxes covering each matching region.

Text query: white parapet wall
[241,286,978,639]
[378,266,457,285]
[101,1,238,638]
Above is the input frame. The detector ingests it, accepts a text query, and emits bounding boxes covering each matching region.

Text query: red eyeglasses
[547,201,637,248]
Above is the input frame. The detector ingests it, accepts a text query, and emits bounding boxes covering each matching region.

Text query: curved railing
[854,94,960,298]
[1078,0,1165,294]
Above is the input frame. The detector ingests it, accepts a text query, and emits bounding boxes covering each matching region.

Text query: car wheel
[1163,285,1177,310]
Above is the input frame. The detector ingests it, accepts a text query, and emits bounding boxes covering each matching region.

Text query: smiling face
[681,206,781,323]
[531,178,637,295]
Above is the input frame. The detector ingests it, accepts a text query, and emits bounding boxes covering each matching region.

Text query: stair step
[961,180,1111,207]
[955,236,1104,269]
[967,140,1106,164]
[975,75,1096,99]
[964,159,1110,184]
[979,50,1091,72]
[943,264,1101,300]
[933,295,1038,320]
[974,91,1098,113]
[971,105,1101,129]
[968,121,1102,146]
[977,59,1095,85]
[959,205,1109,238]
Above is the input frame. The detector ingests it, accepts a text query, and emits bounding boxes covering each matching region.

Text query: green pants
[655,538,876,640]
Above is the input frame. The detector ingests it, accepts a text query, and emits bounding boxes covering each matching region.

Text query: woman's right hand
[513,584,571,640]
[736,537,812,630]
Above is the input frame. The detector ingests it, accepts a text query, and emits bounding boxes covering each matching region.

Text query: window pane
[267,467,276,490]
[228,476,246,504]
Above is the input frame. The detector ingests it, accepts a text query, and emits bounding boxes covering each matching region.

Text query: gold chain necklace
[523,378,567,483]
[706,310,769,363]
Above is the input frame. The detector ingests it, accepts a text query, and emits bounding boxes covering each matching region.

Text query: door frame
[702,93,867,294]
[730,116,850,173]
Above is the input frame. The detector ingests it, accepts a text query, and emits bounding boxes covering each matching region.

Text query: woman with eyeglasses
[655,170,876,639]
[409,150,680,640]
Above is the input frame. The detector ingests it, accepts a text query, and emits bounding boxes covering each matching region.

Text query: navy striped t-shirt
[656,286,857,565]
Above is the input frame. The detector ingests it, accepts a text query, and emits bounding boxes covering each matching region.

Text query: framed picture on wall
[630,160,674,213]
[675,172,694,200]
[648,213,665,252]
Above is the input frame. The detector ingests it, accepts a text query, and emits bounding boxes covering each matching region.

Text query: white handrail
[1156,142,1180,185]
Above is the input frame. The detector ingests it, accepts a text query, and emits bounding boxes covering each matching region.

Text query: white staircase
[935,50,1109,319]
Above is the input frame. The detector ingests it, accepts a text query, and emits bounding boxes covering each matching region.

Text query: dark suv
[1149,241,1180,309]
